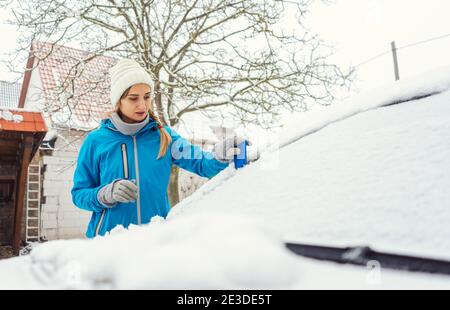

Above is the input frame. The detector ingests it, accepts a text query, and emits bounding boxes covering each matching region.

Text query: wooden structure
[0,108,47,254]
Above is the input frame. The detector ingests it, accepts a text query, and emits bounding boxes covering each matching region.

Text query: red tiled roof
[31,42,117,129]
[0,108,47,133]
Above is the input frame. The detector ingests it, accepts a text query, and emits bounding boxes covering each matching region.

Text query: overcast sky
[304,0,450,93]
[1,0,449,95]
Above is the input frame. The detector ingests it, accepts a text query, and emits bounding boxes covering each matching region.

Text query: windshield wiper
[285,242,450,276]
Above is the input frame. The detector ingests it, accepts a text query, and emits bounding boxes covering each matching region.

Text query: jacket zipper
[121,143,129,179]
[96,143,129,237]
[105,124,144,225]
[95,210,106,236]
[132,136,141,225]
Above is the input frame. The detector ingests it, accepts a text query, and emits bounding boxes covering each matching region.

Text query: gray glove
[97,179,138,207]
[213,136,251,163]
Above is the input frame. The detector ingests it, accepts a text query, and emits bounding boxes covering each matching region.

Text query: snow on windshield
[169,66,450,260]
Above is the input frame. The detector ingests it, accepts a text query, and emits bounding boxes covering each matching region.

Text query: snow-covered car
[1,67,450,289]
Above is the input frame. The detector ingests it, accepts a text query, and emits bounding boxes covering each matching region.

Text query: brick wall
[40,129,90,240]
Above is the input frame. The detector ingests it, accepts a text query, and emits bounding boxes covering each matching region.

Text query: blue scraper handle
[234,140,248,169]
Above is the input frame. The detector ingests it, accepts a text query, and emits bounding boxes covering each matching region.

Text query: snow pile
[24,212,299,289]
[12,114,23,123]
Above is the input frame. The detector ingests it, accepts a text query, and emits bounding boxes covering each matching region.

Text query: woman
[71,59,245,237]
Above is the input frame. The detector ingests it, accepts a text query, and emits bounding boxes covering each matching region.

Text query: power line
[355,32,450,68]
[397,32,450,51]
[355,50,391,68]
[278,1,450,69]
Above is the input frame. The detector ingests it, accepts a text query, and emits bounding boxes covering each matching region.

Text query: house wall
[24,59,46,112]
[40,129,90,240]
[23,61,91,240]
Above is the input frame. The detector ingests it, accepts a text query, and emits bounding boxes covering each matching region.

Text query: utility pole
[391,41,400,81]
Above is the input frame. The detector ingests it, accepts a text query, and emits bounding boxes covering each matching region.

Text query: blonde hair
[106,86,172,159]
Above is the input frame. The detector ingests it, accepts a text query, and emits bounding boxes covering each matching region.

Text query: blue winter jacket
[71,117,229,238]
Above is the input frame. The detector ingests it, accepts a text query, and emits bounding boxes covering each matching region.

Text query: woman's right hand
[98,179,138,207]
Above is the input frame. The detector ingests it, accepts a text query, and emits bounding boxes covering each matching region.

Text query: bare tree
[1,0,353,205]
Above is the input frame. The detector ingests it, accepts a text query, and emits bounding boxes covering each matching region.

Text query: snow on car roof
[170,66,450,262]
[1,212,450,289]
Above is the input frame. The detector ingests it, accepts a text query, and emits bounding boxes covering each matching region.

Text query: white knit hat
[109,59,154,106]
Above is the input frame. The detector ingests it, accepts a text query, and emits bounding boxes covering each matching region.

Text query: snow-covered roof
[0,80,21,108]
[0,107,47,132]
[30,42,117,130]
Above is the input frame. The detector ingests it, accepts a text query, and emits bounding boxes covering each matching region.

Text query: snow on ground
[1,66,450,289]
